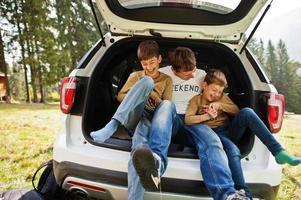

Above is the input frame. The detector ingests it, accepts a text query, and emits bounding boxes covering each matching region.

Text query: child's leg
[217,133,253,199]
[228,107,301,166]
[128,115,151,200]
[91,76,154,142]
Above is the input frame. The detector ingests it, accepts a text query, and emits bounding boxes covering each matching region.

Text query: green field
[0,103,300,199]
[0,103,59,193]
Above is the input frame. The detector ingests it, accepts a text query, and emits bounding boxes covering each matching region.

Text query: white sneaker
[132,144,162,191]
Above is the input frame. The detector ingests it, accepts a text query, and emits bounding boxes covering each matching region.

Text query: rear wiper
[240,0,273,54]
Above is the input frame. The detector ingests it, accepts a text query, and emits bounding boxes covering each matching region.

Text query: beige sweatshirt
[185,93,239,128]
[117,71,173,111]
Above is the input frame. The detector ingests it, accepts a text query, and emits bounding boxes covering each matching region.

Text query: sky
[3,0,301,65]
[247,0,301,34]
[251,0,301,63]
[263,0,301,20]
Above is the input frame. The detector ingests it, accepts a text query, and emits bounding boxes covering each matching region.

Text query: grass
[0,103,60,193]
[278,114,301,200]
[0,103,300,199]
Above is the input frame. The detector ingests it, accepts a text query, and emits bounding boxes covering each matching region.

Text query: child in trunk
[185,68,301,199]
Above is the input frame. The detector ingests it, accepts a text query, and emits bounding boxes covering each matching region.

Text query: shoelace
[151,153,161,189]
[151,153,163,200]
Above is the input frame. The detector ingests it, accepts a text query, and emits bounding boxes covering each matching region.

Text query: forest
[0,0,301,113]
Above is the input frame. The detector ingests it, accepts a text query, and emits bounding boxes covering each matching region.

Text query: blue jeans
[213,107,284,199]
[91,76,154,142]
[128,101,236,200]
[113,76,154,132]
[128,101,173,200]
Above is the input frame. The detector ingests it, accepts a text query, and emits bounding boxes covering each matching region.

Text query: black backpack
[32,159,60,199]
[32,160,83,200]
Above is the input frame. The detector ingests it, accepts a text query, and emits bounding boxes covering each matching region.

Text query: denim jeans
[128,101,172,200]
[113,76,154,132]
[91,76,154,142]
[128,101,236,200]
[213,107,284,199]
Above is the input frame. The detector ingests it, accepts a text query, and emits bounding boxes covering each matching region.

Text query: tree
[257,39,265,68]
[266,40,278,81]
[54,0,99,73]
[248,38,266,68]
[1,0,32,102]
[0,30,11,102]
[0,0,105,102]
[275,40,290,95]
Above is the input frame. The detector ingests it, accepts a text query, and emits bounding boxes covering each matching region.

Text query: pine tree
[276,40,289,95]
[266,40,278,81]
[258,39,265,68]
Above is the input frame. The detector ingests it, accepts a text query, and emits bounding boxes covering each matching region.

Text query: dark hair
[168,47,196,72]
[204,69,227,87]
[137,40,160,61]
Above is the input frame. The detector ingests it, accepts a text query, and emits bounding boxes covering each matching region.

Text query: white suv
[53,0,285,199]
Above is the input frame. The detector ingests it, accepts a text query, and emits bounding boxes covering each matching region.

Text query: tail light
[60,77,76,114]
[267,93,285,133]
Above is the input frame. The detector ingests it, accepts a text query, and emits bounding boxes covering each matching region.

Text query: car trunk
[82,37,255,158]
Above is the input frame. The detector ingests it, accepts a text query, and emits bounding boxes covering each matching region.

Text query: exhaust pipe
[70,188,89,199]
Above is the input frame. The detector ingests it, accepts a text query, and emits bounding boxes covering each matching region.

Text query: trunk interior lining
[83,37,254,158]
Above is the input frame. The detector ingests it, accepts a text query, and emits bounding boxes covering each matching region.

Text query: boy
[90,40,172,143]
[185,69,301,199]
[130,47,249,200]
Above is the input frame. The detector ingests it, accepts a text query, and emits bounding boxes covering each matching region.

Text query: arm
[116,73,139,102]
[217,94,239,116]
[185,96,212,125]
[149,76,173,107]
[162,77,173,100]
[204,94,239,116]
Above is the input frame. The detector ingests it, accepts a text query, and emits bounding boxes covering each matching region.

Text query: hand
[203,104,218,119]
[207,107,218,119]
[208,102,220,112]
[149,91,162,107]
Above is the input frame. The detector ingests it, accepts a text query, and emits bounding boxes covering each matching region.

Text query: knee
[240,107,255,116]
[191,125,223,148]
[140,76,154,91]
[155,100,176,123]
[208,134,223,149]
[159,100,176,112]
[224,143,241,158]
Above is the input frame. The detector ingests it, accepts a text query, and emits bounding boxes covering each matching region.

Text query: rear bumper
[53,160,279,200]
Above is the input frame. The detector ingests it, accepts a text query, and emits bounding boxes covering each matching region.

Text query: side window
[110,54,143,96]
[111,60,131,95]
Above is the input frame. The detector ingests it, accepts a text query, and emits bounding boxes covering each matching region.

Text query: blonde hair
[204,69,227,87]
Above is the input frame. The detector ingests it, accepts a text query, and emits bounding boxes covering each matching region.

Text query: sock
[90,119,120,142]
[275,150,301,166]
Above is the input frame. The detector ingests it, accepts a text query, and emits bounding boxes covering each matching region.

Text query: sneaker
[132,144,161,191]
[226,190,250,200]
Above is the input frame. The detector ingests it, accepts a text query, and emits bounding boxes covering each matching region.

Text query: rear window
[118,0,240,14]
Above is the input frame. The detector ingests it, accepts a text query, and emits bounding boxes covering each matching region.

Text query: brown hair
[137,40,160,61]
[204,69,227,87]
[168,47,196,72]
